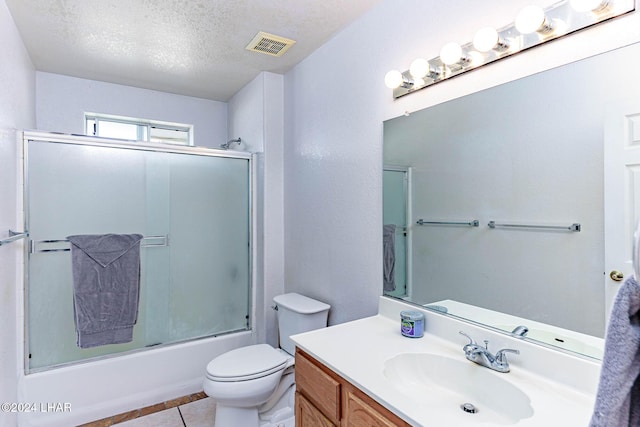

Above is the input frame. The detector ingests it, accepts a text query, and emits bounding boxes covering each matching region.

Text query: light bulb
[409,58,430,79]
[473,27,499,52]
[440,42,463,66]
[384,70,404,89]
[515,5,547,34]
[570,0,608,12]
[468,51,485,66]
[552,19,568,35]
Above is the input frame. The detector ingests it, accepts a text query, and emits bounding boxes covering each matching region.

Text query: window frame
[85,113,194,146]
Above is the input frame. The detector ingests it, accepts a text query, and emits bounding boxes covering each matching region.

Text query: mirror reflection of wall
[383,41,640,344]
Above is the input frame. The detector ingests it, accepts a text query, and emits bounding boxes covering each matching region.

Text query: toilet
[203,293,330,427]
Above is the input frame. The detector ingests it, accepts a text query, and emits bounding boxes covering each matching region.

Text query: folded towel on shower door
[383,224,396,292]
[67,234,143,348]
[589,275,640,427]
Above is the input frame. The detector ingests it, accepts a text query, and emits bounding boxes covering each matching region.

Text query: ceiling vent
[245,31,296,57]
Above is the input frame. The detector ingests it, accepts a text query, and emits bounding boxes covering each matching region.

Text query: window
[85,113,193,146]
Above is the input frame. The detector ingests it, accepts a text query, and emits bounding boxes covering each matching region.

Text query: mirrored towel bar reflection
[0,230,29,247]
[488,221,581,232]
[416,219,480,227]
[29,234,169,254]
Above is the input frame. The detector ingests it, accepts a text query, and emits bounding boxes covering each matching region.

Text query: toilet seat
[206,344,288,382]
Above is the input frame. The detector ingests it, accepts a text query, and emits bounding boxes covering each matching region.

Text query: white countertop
[291,297,599,426]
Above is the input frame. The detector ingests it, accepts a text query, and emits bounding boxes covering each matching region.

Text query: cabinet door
[296,392,336,427]
[296,351,341,423]
[343,390,400,427]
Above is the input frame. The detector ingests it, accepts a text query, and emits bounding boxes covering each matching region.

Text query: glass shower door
[25,137,251,371]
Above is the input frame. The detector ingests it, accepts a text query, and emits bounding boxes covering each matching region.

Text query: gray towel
[67,234,143,348]
[590,275,640,426]
[383,224,396,292]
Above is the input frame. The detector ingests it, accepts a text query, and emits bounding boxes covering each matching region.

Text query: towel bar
[416,219,479,227]
[0,230,29,247]
[488,221,581,232]
[30,234,169,254]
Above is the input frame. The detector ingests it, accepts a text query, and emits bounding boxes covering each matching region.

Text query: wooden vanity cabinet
[295,348,411,427]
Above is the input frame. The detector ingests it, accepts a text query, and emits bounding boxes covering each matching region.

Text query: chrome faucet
[511,325,529,337]
[459,331,519,373]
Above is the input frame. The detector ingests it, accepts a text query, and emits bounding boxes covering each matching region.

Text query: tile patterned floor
[79,394,216,427]
[116,408,184,427]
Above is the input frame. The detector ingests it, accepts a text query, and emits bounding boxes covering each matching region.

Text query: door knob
[610,270,624,282]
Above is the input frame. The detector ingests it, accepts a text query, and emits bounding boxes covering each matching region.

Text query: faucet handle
[495,348,520,363]
[459,331,476,345]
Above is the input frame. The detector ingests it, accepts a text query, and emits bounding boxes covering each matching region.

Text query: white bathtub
[17,331,254,427]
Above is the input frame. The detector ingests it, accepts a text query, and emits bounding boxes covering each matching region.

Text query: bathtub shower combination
[23,132,253,372]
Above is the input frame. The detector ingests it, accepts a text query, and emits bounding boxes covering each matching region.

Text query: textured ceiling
[6,0,382,101]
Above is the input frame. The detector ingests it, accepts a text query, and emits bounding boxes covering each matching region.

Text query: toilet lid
[206,344,288,382]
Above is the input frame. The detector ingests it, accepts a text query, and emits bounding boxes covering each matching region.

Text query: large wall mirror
[383,41,640,360]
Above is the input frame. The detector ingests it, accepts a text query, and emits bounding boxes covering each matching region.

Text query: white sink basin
[383,353,534,425]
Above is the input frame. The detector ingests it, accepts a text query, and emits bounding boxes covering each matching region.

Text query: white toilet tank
[273,293,330,356]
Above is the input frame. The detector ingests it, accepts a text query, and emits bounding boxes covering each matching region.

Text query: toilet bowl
[203,293,330,427]
[204,344,294,426]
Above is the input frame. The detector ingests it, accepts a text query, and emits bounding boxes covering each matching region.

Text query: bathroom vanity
[291,296,600,426]
[295,349,410,426]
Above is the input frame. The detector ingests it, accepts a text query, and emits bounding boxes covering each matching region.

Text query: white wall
[283,0,640,326]
[228,72,285,348]
[0,1,35,426]
[36,72,228,148]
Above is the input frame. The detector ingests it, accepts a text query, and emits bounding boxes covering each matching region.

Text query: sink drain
[461,403,478,414]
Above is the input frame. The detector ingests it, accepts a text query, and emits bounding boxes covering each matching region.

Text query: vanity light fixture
[385,0,634,98]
